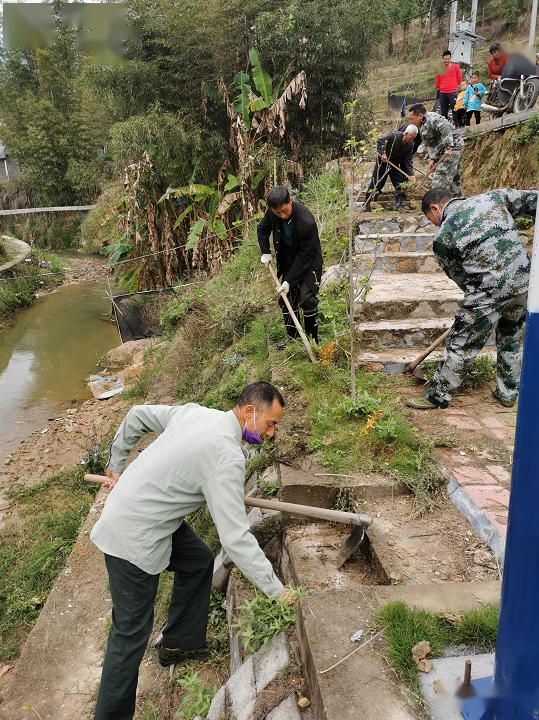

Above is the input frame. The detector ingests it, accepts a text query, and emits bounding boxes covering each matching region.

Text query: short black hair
[421,188,453,214]
[443,50,451,57]
[490,42,502,53]
[237,381,285,409]
[408,103,427,116]
[266,186,291,209]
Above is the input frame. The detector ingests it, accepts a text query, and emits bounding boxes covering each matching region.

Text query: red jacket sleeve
[487,58,497,80]
[435,74,441,89]
[455,64,462,84]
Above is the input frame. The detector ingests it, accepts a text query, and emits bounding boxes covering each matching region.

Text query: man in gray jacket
[91,381,292,720]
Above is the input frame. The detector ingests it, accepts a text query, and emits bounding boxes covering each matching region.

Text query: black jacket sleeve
[376,132,392,157]
[257,209,273,254]
[284,215,321,287]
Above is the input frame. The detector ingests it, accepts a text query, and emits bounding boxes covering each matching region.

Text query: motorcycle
[482,74,539,116]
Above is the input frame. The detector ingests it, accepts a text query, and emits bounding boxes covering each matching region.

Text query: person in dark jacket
[258,186,323,346]
[365,125,418,210]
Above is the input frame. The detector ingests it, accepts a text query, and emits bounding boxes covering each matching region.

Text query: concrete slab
[296,584,499,720]
[419,653,494,720]
[279,463,405,506]
[356,316,451,349]
[266,693,303,719]
[356,273,463,321]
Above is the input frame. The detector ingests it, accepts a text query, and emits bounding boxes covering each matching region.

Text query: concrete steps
[356,316,450,349]
[355,272,463,321]
[356,345,497,373]
[356,234,434,253]
[356,250,438,273]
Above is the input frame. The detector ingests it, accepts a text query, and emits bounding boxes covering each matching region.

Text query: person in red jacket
[435,50,462,119]
[487,43,508,81]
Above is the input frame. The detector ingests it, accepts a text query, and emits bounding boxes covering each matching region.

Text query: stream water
[0,281,120,466]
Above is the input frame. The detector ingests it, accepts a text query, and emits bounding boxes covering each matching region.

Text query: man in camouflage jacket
[405,103,464,195]
[407,187,537,410]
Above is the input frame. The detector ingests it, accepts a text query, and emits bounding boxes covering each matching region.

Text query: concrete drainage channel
[206,458,501,720]
[207,464,393,720]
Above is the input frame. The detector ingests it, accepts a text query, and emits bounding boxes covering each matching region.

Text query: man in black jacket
[366,125,418,210]
[258,186,323,346]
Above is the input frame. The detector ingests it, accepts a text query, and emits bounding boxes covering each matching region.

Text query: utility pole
[470,0,478,32]
[461,198,539,718]
[529,0,538,47]
[449,0,458,35]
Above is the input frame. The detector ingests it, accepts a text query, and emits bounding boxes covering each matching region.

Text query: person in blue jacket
[463,72,487,126]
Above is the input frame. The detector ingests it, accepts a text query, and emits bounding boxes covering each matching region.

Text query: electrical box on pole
[448,0,484,74]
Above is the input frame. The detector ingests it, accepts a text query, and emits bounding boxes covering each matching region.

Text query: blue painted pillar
[493,197,539,718]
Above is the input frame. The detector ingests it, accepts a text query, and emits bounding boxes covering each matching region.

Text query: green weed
[258,475,280,497]
[234,588,307,655]
[173,670,216,719]
[466,356,496,389]
[376,601,499,697]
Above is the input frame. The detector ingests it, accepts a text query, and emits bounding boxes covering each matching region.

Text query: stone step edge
[355,232,434,239]
[356,317,452,331]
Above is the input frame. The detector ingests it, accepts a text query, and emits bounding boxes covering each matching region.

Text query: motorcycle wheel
[514,78,539,113]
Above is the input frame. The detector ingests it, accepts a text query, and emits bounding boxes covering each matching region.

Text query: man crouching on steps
[91,382,294,720]
[407,187,537,410]
[258,186,323,347]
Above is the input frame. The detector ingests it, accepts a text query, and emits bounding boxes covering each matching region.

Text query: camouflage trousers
[427,293,527,405]
[431,145,464,196]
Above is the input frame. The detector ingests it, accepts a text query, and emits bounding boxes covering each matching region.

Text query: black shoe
[394,195,404,210]
[158,639,221,668]
[364,194,372,212]
[276,336,297,350]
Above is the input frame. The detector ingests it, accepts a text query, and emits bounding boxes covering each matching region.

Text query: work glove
[260,254,272,266]
[276,281,290,296]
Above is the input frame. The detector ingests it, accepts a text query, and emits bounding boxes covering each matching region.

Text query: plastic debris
[350,629,364,643]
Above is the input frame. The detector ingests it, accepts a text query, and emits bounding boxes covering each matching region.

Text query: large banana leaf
[249,48,274,104]
[233,70,252,128]
[186,218,206,250]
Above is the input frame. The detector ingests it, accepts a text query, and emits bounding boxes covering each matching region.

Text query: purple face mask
[242,409,263,445]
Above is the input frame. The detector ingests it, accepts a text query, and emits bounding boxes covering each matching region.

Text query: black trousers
[279,267,321,342]
[439,91,457,119]
[94,523,214,720]
[367,160,407,200]
[465,110,481,126]
[454,108,467,127]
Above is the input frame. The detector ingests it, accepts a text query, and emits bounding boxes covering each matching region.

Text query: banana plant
[220,48,307,231]
[158,181,240,251]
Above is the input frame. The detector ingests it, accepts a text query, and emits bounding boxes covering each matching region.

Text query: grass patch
[0,249,66,321]
[376,601,499,697]
[280,356,442,511]
[0,463,103,662]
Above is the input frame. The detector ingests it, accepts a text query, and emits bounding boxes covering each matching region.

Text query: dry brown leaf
[298,697,311,709]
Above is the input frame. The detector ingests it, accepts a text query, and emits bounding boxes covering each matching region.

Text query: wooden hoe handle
[266,262,318,364]
[83,474,373,529]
